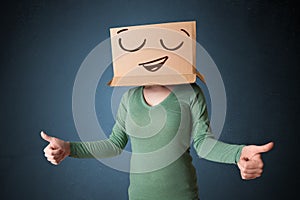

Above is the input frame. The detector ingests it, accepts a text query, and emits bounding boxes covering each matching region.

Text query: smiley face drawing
[108,21,204,86]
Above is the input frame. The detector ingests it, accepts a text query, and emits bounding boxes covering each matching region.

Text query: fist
[41,131,70,165]
[237,142,274,180]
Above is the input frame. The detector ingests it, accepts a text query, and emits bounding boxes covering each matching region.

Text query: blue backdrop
[0,0,298,199]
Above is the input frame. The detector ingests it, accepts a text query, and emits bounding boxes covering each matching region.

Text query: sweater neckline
[139,86,175,109]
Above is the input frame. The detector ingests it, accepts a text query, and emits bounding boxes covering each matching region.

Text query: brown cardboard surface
[108,21,204,86]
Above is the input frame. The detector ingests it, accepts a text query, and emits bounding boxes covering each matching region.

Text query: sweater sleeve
[69,91,129,159]
[191,84,244,164]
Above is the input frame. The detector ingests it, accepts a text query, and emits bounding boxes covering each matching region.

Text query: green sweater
[70,83,244,200]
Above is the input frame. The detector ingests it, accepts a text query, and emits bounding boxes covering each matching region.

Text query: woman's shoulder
[121,86,142,100]
[174,83,204,97]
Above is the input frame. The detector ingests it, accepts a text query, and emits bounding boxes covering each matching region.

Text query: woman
[41,83,273,200]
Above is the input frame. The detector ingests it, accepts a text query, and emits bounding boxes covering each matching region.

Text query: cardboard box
[108,21,205,86]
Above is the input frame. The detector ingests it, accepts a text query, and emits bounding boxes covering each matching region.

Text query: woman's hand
[41,131,70,165]
[237,142,274,180]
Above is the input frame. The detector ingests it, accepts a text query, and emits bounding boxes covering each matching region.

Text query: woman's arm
[190,84,274,180]
[190,84,244,164]
[41,90,129,164]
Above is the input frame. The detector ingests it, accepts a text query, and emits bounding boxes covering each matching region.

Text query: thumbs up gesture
[237,142,274,180]
[41,131,71,165]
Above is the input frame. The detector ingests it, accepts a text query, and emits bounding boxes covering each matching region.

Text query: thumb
[251,142,274,154]
[40,131,53,143]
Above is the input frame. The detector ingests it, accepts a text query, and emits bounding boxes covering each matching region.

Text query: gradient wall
[0,0,298,199]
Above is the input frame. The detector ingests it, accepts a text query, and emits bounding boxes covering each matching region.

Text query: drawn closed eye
[118,38,146,52]
[160,39,184,51]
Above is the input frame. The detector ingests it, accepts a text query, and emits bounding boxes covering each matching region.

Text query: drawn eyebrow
[117,28,128,34]
[180,29,190,37]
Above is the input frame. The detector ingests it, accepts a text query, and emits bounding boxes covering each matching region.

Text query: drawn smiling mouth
[138,56,169,72]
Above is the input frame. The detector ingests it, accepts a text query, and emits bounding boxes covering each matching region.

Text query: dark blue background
[1,0,298,199]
